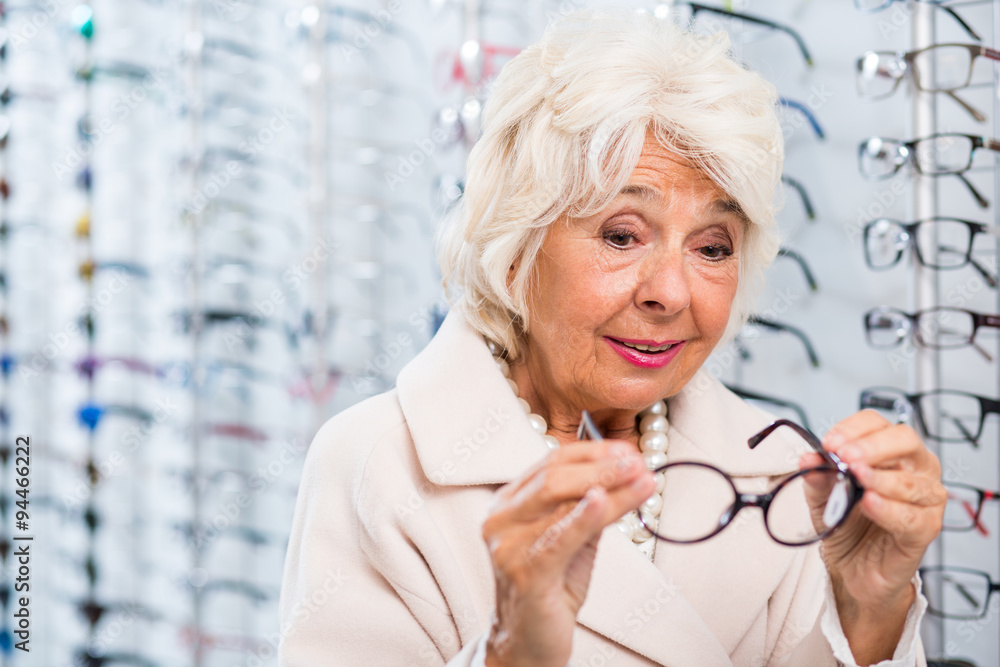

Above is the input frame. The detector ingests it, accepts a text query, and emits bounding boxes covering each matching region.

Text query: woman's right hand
[481,439,656,667]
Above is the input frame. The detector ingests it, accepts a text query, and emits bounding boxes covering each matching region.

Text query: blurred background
[2,0,998,665]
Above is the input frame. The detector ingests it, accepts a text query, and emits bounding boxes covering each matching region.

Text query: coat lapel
[395,309,810,665]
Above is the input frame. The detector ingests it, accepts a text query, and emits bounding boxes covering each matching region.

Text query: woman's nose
[634,248,691,316]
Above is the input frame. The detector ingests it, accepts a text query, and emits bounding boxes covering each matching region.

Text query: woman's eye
[699,244,733,260]
[603,230,636,248]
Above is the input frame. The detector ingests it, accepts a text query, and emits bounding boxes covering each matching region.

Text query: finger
[497,439,640,500]
[504,454,648,521]
[856,489,944,549]
[512,486,613,575]
[851,464,947,507]
[829,422,932,471]
[822,409,893,455]
[799,452,824,470]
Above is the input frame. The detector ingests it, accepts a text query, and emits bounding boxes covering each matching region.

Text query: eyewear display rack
[911,1,1000,663]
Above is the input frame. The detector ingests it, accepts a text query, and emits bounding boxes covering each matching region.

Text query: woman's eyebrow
[618,183,662,204]
[711,198,751,225]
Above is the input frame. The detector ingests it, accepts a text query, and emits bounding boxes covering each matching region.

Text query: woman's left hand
[800,409,946,663]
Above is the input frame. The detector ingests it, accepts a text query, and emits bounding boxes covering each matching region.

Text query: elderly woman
[279,10,944,667]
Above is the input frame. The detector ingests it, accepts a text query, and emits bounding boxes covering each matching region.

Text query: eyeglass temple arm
[954,172,990,209]
[688,3,814,66]
[941,411,980,449]
[945,90,987,123]
[778,97,825,140]
[577,410,603,441]
[936,4,982,41]
[746,418,831,462]
[777,247,819,291]
[937,245,999,288]
[941,574,982,607]
[726,384,812,430]
[781,173,816,222]
[746,315,821,367]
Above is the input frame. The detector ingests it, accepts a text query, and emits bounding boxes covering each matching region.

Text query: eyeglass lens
[858,46,979,99]
[860,135,976,178]
[864,218,975,270]
[649,463,854,545]
[866,307,977,348]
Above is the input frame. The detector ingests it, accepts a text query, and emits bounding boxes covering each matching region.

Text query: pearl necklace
[488,340,670,560]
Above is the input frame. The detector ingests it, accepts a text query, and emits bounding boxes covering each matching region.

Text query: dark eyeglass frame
[577,416,861,546]
[852,0,981,42]
[781,174,816,221]
[855,43,1000,122]
[725,383,813,431]
[776,247,819,292]
[863,305,1000,359]
[860,386,1000,447]
[919,565,1000,619]
[942,480,1000,533]
[743,315,821,368]
[778,97,825,139]
[685,2,814,67]
[858,133,1000,208]
[862,217,1000,286]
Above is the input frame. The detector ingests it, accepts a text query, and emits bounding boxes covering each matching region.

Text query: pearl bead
[517,397,532,414]
[654,471,666,494]
[639,414,669,433]
[643,450,668,470]
[496,358,510,377]
[641,492,663,516]
[506,378,519,395]
[633,515,654,542]
[616,518,635,540]
[639,431,668,453]
[542,435,560,450]
[487,340,502,355]
[528,413,548,435]
[639,400,667,417]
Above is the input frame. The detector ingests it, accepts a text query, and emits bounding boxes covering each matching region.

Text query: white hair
[436,8,784,359]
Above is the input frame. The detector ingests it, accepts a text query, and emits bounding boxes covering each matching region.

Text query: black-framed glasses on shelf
[942,481,999,534]
[853,0,981,41]
[864,306,1000,360]
[578,415,861,546]
[860,386,1000,447]
[862,217,1000,287]
[856,43,1000,122]
[725,384,814,431]
[919,566,1000,619]
[858,134,1000,208]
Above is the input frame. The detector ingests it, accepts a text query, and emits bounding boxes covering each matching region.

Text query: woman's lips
[605,337,685,369]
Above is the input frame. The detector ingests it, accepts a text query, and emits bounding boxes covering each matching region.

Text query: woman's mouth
[605,337,685,369]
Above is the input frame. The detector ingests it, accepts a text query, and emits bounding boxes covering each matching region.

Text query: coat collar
[396,308,807,665]
[396,308,807,487]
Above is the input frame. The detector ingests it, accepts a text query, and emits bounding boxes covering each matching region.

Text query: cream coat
[278,309,926,666]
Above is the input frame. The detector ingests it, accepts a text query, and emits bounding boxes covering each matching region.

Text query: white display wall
[2,0,996,665]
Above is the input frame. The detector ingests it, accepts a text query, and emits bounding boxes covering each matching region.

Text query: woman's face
[519,134,745,426]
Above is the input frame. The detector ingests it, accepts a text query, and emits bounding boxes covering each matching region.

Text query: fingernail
[850,462,870,483]
[824,432,845,449]
[610,443,632,459]
[630,473,652,492]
